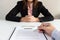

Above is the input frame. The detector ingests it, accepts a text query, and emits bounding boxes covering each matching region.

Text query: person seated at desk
[6,0,54,22]
[38,23,60,40]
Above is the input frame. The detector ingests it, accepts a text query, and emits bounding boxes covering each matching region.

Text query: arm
[38,23,60,40]
[6,1,22,22]
[51,29,60,40]
[39,2,54,22]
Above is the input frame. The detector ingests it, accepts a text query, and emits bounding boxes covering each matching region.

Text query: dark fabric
[6,1,54,22]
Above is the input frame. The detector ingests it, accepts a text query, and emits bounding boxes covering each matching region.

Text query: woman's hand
[21,15,39,22]
[29,16,39,22]
[21,16,30,22]
[38,23,55,36]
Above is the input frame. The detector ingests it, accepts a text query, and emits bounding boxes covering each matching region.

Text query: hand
[21,16,31,22]
[21,15,39,22]
[26,15,40,22]
[38,23,55,36]
[30,17,39,22]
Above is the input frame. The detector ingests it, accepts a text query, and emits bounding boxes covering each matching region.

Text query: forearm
[39,16,54,22]
[51,29,60,40]
[6,16,21,22]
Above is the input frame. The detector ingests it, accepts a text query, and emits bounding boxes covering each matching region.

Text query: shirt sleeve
[51,29,60,40]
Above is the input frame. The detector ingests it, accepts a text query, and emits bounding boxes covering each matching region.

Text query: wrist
[20,17,24,22]
[36,18,40,22]
[51,29,58,37]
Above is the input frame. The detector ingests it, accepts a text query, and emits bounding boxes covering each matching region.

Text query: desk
[0,19,60,40]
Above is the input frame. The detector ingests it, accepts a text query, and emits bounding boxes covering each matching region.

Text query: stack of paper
[9,27,52,40]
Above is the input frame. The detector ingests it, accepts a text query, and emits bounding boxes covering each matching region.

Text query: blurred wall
[0,0,60,20]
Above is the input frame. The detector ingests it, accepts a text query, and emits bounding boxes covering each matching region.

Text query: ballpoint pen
[8,27,16,40]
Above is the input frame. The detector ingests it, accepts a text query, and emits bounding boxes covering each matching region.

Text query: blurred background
[0,0,60,20]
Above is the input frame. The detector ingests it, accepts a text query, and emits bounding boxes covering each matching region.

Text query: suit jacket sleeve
[38,2,54,22]
[6,1,22,22]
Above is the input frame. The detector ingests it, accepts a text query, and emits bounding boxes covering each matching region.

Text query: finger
[41,23,51,27]
[25,15,31,17]
[38,28,45,33]
[38,29,43,33]
[38,26,47,31]
[25,16,30,18]
[38,23,51,30]
[38,24,44,28]
[25,15,29,18]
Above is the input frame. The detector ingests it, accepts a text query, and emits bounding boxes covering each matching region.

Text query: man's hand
[38,23,55,36]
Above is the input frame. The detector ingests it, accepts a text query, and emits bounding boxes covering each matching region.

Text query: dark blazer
[6,1,54,22]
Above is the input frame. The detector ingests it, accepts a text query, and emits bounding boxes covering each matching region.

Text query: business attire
[6,1,54,22]
[52,29,60,40]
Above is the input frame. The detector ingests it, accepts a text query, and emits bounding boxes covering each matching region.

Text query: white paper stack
[9,26,52,40]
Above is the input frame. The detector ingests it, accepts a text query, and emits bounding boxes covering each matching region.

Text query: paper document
[10,27,52,40]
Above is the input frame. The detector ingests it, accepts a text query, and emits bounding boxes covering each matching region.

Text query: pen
[8,27,16,40]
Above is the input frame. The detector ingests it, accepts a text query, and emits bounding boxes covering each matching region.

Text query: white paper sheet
[10,27,52,40]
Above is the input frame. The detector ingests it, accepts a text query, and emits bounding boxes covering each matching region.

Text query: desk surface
[0,19,60,40]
